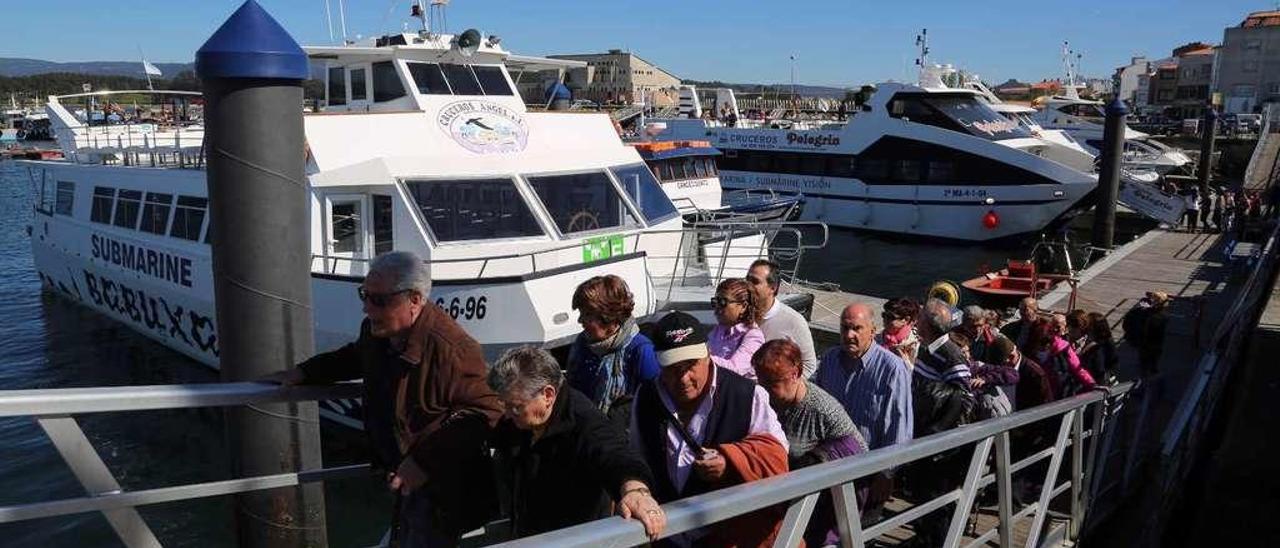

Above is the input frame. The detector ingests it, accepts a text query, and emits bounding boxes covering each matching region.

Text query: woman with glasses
[708,278,766,380]
[875,297,921,365]
[488,346,666,541]
[567,275,660,429]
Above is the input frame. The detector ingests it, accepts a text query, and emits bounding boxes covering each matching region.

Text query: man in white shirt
[747,259,818,378]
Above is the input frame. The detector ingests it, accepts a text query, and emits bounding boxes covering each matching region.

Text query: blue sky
[0,0,1269,86]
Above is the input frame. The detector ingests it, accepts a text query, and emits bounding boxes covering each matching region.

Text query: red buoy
[982,210,1000,230]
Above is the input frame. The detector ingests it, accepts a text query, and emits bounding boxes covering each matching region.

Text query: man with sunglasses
[268,251,502,547]
[746,259,818,378]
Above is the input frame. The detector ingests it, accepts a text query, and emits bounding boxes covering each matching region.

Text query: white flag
[142,60,162,76]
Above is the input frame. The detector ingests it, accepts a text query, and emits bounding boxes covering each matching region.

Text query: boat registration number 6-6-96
[435,295,488,321]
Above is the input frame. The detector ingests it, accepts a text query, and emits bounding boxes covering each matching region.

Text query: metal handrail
[0,381,368,535]
[498,383,1135,548]
[312,220,829,283]
[0,381,360,418]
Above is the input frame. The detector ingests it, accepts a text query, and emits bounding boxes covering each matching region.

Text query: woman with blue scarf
[566,275,661,430]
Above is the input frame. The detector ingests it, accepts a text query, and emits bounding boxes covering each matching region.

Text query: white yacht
[650,82,1098,242]
[19,28,791,426]
[950,75,1163,186]
[1030,87,1191,175]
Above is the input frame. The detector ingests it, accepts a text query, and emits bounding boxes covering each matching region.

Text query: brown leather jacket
[299,302,501,530]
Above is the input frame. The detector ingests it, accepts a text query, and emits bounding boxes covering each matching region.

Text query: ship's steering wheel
[566,210,601,233]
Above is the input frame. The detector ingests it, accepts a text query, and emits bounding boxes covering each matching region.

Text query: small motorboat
[963,238,1083,308]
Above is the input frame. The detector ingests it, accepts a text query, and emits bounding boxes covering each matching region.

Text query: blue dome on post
[1105,96,1129,117]
[196,0,309,80]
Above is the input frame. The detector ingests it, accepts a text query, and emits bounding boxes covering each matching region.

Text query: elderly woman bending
[489,346,666,540]
[753,339,868,546]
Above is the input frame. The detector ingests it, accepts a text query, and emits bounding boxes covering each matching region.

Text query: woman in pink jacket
[708,278,766,379]
[1028,318,1095,398]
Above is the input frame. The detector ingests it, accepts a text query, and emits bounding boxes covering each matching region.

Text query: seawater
[0,161,387,547]
[0,157,1129,546]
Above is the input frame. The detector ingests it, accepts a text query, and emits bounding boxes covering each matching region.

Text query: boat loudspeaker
[927,280,961,307]
[456,29,483,57]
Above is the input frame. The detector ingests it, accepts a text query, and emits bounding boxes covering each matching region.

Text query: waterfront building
[1114,57,1151,108]
[1217,10,1280,114]
[549,50,682,105]
[1171,43,1216,120]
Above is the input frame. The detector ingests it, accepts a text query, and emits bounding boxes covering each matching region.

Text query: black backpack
[1122,305,1151,346]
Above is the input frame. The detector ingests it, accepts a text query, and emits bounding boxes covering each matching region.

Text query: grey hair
[921,298,954,337]
[962,305,986,322]
[488,345,564,398]
[369,251,431,297]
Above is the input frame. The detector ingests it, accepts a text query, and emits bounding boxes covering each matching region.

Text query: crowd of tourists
[1168,181,1280,235]
[269,251,1165,547]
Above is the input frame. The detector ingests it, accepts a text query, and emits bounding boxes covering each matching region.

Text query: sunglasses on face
[357,287,410,307]
[711,296,742,309]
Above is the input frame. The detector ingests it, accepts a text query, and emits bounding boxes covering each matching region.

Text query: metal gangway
[0,377,1145,547]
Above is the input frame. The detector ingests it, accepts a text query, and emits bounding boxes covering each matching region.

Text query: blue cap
[1105,96,1129,117]
[196,1,308,80]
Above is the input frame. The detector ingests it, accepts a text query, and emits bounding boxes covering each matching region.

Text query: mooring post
[1091,97,1128,252]
[1197,105,1217,196]
[196,2,328,546]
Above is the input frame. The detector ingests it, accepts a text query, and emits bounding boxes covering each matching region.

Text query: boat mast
[915,28,930,83]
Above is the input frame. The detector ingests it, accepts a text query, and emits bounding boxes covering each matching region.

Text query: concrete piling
[1091,97,1129,251]
[196,2,328,546]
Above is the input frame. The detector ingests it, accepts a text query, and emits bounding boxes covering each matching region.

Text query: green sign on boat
[582,234,625,263]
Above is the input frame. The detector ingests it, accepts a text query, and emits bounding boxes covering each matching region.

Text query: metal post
[1069,408,1085,540]
[993,432,1015,548]
[196,2,328,547]
[1197,105,1217,196]
[1091,97,1128,251]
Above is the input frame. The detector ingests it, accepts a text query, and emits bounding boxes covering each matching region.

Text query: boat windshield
[890,93,1031,141]
[1058,102,1106,123]
[526,171,642,236]
[925,96,1031,140]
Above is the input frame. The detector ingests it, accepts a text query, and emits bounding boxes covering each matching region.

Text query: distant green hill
[0,58,193,79]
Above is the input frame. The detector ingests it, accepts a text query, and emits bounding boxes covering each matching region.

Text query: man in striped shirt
[813,303,914,522]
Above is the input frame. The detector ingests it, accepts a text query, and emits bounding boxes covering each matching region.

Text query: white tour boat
[649,82,1098,242]
[19,26,801,426]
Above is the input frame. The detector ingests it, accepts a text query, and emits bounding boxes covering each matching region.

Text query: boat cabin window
[526,171,641,236]
[350,68,368,101]
[610,164,679,224]
[890,93,1030,141]
[404,178,544,242]
[330,202,362,254]
[35,178,55,215]
[169,196,207,241]
[112,189,142,229]
[406,62,514,96]
[90,187,115,223]
[55,181,74,216]
[373,194,393,254]
[406,63,452,95]
[138,192,173,235]
[441,64,483,95]
[372,61,406,102]
[327,67,347,106]
[1059,103,1104,121]
[472,65,515,96]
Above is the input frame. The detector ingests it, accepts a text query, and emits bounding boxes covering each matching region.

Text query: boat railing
[47,90,206,168]
[312,220,830,302]
[498,382,1142,547]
